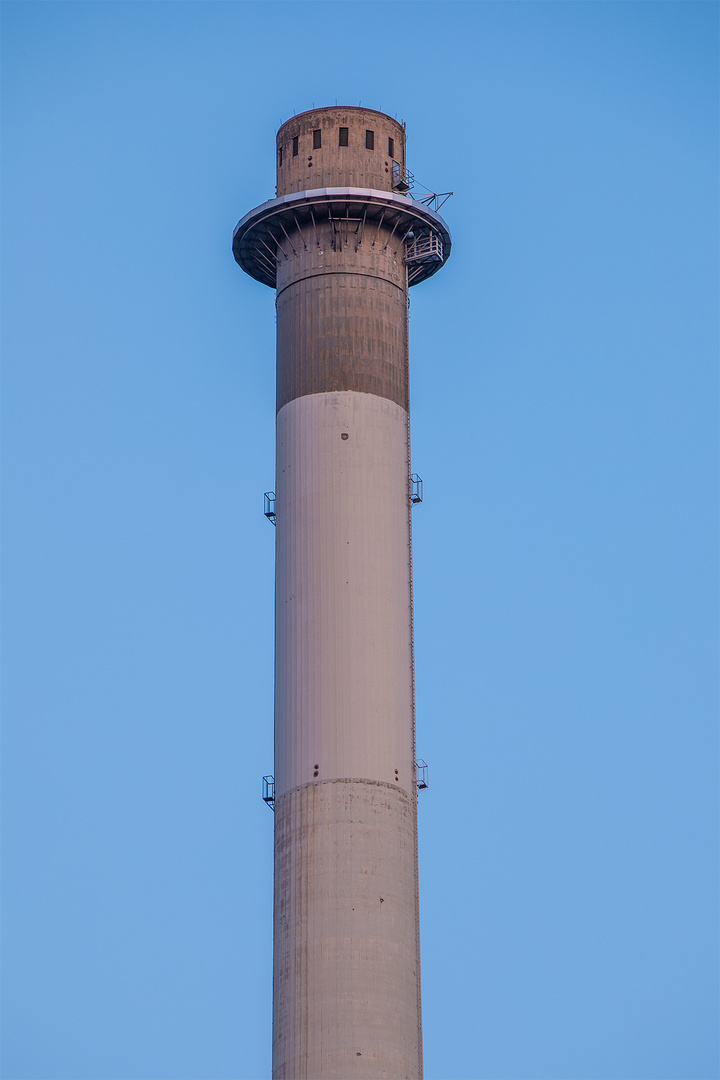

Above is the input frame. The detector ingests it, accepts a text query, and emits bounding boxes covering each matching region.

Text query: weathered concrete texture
[276,221,408,411]
[272,779,422,1080]
[275,391,415,798]
[277,107,406,197]
[275,218,406,298]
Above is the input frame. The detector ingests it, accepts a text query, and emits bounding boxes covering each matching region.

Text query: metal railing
[392,161,414,192]
[405,232,444,265]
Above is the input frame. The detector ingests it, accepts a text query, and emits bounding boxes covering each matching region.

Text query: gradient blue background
[2,3,717,1078]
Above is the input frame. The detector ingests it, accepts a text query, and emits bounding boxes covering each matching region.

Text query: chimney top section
[276,106,407,197]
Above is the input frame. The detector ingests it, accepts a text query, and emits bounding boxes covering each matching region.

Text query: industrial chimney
[233,106,451,1080]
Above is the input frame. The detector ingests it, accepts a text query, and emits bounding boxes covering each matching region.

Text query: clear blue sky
[2,3,717,1078]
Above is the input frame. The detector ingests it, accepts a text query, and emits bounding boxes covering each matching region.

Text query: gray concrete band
[273,779,422,1080]
[272,192,413,412]
[276,264,409,413]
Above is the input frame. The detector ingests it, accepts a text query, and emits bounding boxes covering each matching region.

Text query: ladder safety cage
[410,474,423,505]
[416,760,429,791]
[264,491,277,525]
[262,775,275,810]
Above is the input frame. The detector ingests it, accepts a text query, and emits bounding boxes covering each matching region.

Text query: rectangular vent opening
[339,127,349,146]
[365,129,374,150]
[313,129,321,149]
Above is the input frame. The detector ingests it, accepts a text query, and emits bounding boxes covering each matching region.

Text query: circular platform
[233,187,451,289]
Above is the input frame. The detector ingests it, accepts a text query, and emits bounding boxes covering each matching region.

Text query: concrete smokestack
[233,106,451,1080]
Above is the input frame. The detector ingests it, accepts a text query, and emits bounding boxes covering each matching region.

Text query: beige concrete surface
[275,390,415,797]
[272,779,422,1080]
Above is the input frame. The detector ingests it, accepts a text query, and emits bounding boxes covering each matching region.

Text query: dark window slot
[278,146,283,167]
[388,137,394,158]
[292,136,298,156]
[313,129,321,149]
[339,127,349,147]
[365,129,374,150]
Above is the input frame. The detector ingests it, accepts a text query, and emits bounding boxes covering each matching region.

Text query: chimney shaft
[234,106,451,1080]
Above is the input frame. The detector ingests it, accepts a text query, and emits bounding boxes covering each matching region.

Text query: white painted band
[274,391,415,796]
